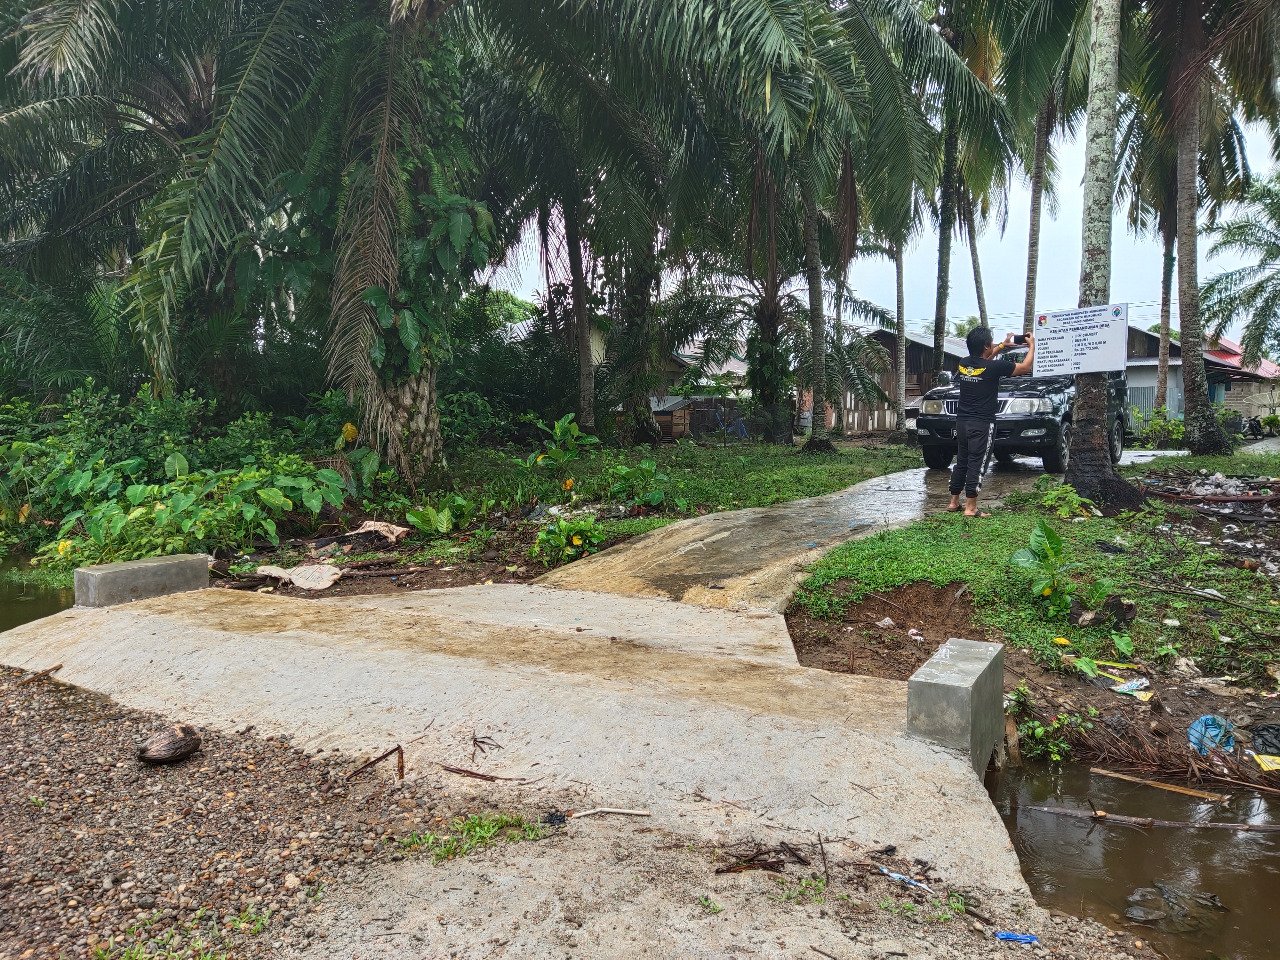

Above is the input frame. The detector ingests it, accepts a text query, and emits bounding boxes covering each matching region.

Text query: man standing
[947,327,1036,517]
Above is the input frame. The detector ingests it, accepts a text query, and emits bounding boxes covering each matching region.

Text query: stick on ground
[568,807,651,819]
[16,663,63,686]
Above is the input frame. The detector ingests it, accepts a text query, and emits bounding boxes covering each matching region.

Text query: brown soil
[787,582,1280,784]
[788,581,997,680]
[210,522,634,600]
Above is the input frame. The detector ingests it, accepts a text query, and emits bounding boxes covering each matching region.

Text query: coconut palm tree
[1064,0,1143,508]
[1202,176,1280,366]
[1142,0,1280,454]
[1116,51,1253,411]
[998,0,1093,333]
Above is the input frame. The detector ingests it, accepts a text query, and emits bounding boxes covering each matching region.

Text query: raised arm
[1012,335,1036,376]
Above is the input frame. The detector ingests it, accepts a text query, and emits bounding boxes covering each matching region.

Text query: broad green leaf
[164,452,189,479]
[257,488,293,511]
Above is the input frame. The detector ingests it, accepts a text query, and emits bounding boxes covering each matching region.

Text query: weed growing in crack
[399,813,545,863]
[772,875,827,905]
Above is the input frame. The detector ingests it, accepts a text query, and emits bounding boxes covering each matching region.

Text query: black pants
[950,418,996,498]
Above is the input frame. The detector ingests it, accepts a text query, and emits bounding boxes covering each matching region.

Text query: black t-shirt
[955,354,1015,420]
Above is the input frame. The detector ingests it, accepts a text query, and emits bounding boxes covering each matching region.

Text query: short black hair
[966,325,993,357]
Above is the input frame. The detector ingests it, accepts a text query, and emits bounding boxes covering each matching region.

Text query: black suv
[915,352,1128,473]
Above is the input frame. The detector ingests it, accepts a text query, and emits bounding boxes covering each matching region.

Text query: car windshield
[1003,347,1030,375]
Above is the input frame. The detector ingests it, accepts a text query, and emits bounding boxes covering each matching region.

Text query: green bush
[530,517,607,565]
[0,387,366,564]
[37,463,347,569]
[606,459,687,510]
[1132,407,1184,449]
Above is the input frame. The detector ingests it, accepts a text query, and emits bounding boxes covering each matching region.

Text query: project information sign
[1032,303,1129,377]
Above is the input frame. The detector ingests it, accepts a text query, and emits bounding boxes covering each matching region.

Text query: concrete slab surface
[73,553,209,607]
[0,587,1026,893]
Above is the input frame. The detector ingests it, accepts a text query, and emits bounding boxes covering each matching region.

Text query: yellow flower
[1041,587,1052,597]
[536,454,546,464]
[57,540,72,557]
[571,535,583,546]
[563,478,575,492]
[1052,637,1071,647]
[341,422,359,443]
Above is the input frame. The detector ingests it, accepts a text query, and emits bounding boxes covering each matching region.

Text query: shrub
[530,517,607,565]
[606,459,687,510]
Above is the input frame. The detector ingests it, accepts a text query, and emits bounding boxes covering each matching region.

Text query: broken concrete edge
[906,638,1005,776]
[74,554,210,608]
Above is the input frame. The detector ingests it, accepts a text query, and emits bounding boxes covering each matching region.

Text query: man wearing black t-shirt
[947,327,1036,517]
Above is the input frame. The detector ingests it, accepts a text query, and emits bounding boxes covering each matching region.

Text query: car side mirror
[933,370,953,387]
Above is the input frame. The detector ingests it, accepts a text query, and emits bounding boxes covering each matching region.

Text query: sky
[489,124,1275,344]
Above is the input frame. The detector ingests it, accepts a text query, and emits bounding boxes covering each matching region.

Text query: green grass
[696,894,724,915]
[772,876,827,905]
[398,812,545,863]
[446,441,920,515]
[794,464,1280,685]
[1122,450,1280,477]
[0,565,73,590]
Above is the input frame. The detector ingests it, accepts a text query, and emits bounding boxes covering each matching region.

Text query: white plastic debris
[257,563,343,590]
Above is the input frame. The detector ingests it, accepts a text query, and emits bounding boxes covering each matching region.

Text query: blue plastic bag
[1187,714,1235,756]
[995,932,1040,944]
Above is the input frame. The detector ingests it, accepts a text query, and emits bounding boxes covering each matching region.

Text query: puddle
[0,560,73,633]
[987,763,1280,960]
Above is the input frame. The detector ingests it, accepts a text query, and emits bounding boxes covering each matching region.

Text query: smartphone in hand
[1012,334,1028,345]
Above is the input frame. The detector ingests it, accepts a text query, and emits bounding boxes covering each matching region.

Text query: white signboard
[1032,303,1129,377]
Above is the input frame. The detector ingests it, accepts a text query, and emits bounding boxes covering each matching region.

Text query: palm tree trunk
[1176,82,1230,454]
[1155,225,1175,411]
[563,201,595,434]
[1064,0,1142,509]
[386,362,441,482]
[620,237,661,446]
[932,118,959,378]
[894,241,907,431]
[964,195,989,327]
[1023,102,1050,334]
[801,178,835,452]
[833,278,846,435]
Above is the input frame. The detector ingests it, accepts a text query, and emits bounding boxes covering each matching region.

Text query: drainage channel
[987,763,1279,960]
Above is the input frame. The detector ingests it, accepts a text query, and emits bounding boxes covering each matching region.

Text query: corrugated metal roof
[1207,335,1280,380]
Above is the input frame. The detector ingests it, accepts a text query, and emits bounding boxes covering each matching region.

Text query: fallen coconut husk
[138,724,202,765]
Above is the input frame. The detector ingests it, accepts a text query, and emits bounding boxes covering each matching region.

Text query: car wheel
[1042,423,1070,473]
[922,445,954,470]
[1110,417,1124,463]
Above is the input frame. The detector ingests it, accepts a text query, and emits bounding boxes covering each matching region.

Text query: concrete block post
[907,638,1005,776]
[74,555,210,608]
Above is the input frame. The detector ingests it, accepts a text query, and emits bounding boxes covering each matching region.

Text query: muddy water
[987,764,1280,960]
[0,561,73,633]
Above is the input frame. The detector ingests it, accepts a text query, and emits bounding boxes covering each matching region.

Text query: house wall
[842,336,958,434]
[1222,381,1279,415]
[1126,365,1184,418]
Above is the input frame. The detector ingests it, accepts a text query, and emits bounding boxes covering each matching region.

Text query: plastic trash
[1187,715,1235,756]
[1112,677,1150,694]
[1111,677,1154,701]
[1250,723,1280,756]
[877,866,933,894]
[995,932,1040,944]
